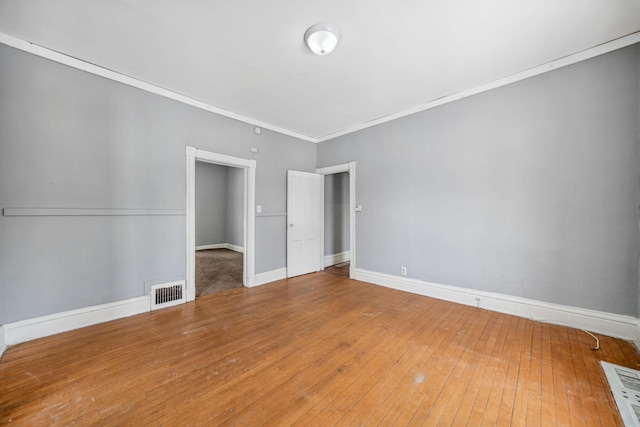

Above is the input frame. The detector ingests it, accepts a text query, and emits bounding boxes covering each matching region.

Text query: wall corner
[0,325,6,358]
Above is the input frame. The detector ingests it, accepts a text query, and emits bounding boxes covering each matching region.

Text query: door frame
[316,162,356,277]
[185,146,256,301]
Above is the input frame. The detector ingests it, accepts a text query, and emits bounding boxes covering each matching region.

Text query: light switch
[256,205,262,213]
[355,205,363,212]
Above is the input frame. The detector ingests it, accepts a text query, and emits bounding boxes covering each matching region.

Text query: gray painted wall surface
[225,167,244,248]
[0,44,315,324]
[324,172,350,256]
[318,45,640,316]
[195,163,244,248]
[1,40,637,326]
[195,162,227,246]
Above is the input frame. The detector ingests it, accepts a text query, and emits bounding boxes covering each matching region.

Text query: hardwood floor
[1,272,639,426]
[324,262,350,277]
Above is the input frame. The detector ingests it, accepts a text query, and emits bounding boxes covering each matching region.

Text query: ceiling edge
[2,30,638,145]
[0,31,319,143]
[315,30,640,143]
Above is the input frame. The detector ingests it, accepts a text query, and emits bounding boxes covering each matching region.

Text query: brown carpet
[195,249,243,297]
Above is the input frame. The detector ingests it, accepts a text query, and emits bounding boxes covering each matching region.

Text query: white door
[287,170,322,278]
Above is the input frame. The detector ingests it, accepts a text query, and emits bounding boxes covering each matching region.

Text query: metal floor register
[601,361,640,427]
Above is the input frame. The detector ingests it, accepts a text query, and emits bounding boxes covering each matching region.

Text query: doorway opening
[322,171,350,277]
[185,147,256,302]
[194,162,245,296]
[317,162,356,278]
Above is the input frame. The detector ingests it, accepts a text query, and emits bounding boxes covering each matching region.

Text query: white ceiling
[0,1,639,142]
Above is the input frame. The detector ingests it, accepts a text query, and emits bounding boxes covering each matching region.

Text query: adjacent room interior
[195,161,245,296]
[323,171,351,277]
[1,1,640,425]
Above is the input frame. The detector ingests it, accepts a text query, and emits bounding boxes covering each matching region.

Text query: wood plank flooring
[1,272,639,426]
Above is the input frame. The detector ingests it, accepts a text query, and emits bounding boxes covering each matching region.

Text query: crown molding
[315,31,640,143]
[2,30,638,144]
[0,31,317,143]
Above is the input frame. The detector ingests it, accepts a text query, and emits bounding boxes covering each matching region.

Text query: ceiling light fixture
[304,23,340,55]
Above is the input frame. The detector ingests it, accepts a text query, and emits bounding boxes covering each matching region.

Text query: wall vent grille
[601,361,640,427]
[150,281,186,311]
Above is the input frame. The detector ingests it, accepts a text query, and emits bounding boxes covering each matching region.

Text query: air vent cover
[150,281,186,311]
[601,361,640,427]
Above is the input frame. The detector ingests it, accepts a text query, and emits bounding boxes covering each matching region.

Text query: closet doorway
[322,171,350,277]
[185,147,256,302]
[194,161,245,297]
[317,162,356,278]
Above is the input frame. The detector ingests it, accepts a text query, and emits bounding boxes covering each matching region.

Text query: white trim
[314,32,640,143]
[316,162,357,277]
[195,149,252,168]
[186,150,196,301]
[319,174,325,271]
[348,162,357,272]
[0,32,316,143]
[226,244,244,253]
[324,251,351,268]
[316,164,350,175]
[2,271,637,351]
[246,162,256,286]
[352,268,639,341]
[253,268,288,287]
[0,325,6,357]
[195,244,227,251]
[195,243,244,253]
[3,208,185,217]
[3,296,150,346]
[2,31,637,145]
[186,147,256,299]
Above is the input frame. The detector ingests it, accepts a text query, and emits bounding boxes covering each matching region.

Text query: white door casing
[186,146,256,301]
[287,170,322,278]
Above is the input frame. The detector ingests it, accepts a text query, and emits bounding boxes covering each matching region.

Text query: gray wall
[195,163,244,248]
[318,45,640,316]
[0,44,316,324]
[324,172,350,256]
[195,162,227,247]
[225,167,244,248]
[1,39,637,326]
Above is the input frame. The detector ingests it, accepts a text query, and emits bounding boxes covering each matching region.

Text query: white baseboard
[3,296,151,347]
[196,243,244,253]
[226,244,244,253]
[324,251,350,268]
[196,243,226,251]
[253,268,287,287]
[4,268,637,352]
[353,268,639,341]
[0,325,6,357]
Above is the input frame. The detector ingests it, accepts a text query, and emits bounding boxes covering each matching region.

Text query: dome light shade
[304,24,340,55]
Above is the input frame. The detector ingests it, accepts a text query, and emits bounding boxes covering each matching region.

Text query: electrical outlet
[401,266,407,276]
